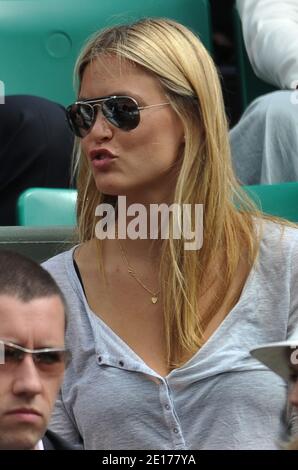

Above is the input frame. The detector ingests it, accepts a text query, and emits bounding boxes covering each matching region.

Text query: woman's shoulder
[42,246,81,293]
[261,219,298,246]
[42,246,85,309]
[42,246,76,273]
[258,219,298,265]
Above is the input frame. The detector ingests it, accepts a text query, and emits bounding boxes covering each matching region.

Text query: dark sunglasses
[66,95,170,138]
[0,340,69,373]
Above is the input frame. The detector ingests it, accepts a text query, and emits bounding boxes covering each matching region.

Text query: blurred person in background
[230,0,298,184]
[251,342,298,449]
[0,95,74,225]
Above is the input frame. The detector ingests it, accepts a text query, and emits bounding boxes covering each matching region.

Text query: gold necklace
[117,238,160,304]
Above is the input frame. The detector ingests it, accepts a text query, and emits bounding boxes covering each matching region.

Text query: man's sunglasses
[0,340,69,374]
[66,95,170,138]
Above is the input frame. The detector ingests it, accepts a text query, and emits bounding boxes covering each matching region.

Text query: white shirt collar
[34,439,44,450]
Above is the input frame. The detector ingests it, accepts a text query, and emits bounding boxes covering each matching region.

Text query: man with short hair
[0,249,71,450]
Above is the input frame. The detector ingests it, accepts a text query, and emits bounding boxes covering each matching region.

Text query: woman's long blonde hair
[73,18,262,368]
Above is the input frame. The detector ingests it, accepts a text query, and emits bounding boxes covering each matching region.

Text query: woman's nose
[89,106,113,140]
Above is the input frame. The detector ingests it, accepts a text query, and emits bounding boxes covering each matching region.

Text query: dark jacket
[42,430,76,450]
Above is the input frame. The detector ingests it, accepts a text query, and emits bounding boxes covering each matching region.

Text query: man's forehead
[0,294,65,346]
[0,293,64,311]
[0,295,37,325]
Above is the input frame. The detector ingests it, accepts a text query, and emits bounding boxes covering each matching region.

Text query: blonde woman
[43,18,298,449]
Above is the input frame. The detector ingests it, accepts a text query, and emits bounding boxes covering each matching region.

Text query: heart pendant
[151,297,158,304]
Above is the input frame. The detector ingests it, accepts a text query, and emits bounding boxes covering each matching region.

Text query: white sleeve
[236,0,298,89]
[49,390,84,449]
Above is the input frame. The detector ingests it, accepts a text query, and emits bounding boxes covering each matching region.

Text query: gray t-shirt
[43,221,298,449]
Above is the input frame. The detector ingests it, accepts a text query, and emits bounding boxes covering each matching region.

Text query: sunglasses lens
[66,97,141,136]
[34,351,68,373]
[35,351,64,365]
[66,103,95,138]
[4,344,24,363]
[0,342,69,375]
[103,97,140,131]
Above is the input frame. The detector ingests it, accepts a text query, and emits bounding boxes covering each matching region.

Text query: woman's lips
[89,149,117,170]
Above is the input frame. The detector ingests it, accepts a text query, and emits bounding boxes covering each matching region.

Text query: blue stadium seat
[17,188,77,226]
[243,182,298,222]
[0,225,77,263]
[0,0,211,105]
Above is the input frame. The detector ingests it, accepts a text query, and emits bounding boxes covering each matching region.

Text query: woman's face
[79,55,184,202]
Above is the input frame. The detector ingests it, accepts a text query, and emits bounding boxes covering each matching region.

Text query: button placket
[159,379,185,448]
